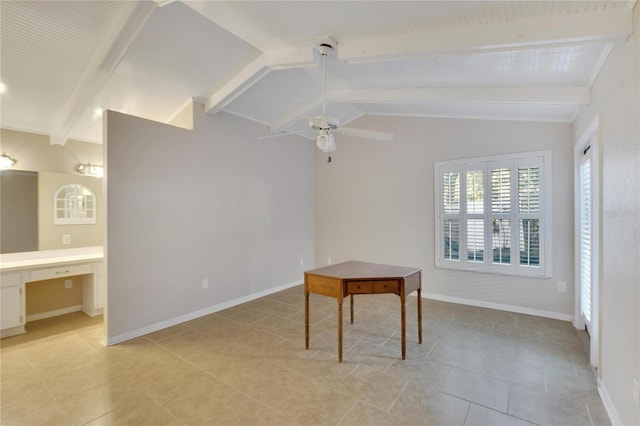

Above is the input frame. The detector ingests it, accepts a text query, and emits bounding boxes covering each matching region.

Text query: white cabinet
[0,247,103,337]
[81,261,104,316]
[0,272,25,337]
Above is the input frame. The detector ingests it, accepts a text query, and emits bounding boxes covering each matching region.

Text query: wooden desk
[304,261,422,362]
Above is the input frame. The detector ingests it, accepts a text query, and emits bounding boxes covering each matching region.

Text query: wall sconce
[0,153,17,170]
[75,163,104,178]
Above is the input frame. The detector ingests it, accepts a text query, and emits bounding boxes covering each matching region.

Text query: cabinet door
[1,286,22,329]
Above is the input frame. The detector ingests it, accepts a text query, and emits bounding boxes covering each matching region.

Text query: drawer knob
[55,270,70,274]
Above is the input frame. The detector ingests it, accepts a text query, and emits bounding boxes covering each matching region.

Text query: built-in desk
[0,246,104,338]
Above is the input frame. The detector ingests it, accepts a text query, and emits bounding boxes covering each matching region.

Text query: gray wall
[0,170,38,253]
[105,105,314,339]
[314,116,574,317]
[574,3,640,424]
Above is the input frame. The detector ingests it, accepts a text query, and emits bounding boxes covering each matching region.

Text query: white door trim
[574,115,601,370]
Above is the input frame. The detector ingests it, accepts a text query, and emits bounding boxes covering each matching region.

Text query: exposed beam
[204,55,270,115]
[265,47,317,70]
[269,93,322,134]
[327,87,591,106]
[204,47,316,116]
[50,2,156,145]
[339,8,632,63]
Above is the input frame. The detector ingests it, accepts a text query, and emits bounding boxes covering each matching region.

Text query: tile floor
[1,285,610,425]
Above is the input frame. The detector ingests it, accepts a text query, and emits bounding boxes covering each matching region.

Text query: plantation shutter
[580,153,592,326]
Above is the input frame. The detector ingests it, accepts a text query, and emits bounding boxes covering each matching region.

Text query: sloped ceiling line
[50,1,157,145]
[204,46,317,116]
[220,7,628,134]
[327,87,591,106]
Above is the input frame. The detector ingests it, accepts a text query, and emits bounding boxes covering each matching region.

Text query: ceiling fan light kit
[316,129,336,153]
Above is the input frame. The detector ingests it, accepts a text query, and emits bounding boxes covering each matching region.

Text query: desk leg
[401,295,406,360]
[305,291,309,350]
[338,299,343,362]
[417,287,422,344]
[350,294,354,324]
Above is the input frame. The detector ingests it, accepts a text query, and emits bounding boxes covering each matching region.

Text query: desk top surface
[305,261,420,280]
[0,246,103,271]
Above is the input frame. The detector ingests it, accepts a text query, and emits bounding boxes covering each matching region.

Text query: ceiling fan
[261,42,394,162]
[310,42,394,162]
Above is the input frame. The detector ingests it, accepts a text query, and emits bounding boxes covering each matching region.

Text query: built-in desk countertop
[0,246,104,337]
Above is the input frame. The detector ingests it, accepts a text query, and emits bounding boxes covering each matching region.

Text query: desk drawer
[347,281,373,294]
[28,264,92,282]
[372,280,399,294]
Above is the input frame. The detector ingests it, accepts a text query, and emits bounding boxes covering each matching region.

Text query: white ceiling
[0,0,636,145]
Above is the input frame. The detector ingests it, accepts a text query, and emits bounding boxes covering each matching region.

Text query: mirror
[0,170,104,254]
[1,170,38,253]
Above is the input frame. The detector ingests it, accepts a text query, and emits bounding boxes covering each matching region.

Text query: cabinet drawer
[28,264,92,282]
[372,280,399,294]
[347,281,373,294]
[1,272,21,289]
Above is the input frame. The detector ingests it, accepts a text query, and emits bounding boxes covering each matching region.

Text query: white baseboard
[422,292,573,322]
[106,279,303,346]
[26,305,83,322]
[598,378,622,426]
[0,325,25,338]
[82,307,103,318]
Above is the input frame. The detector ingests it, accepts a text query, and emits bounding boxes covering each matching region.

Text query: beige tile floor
[1,285,610,426]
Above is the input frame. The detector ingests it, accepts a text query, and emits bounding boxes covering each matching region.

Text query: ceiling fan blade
[337,127,394,142]
[258,131,314,141]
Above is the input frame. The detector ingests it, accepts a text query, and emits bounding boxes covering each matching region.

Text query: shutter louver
[443,172,460,214]
[580,157,592,325]
[518,166,541,266]
[491,168,510,213]
[443,220,460,260]
[518,167,540,213]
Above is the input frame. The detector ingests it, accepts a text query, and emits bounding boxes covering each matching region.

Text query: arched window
[53,184,96,225]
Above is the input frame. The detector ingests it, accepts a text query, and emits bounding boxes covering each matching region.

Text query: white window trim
[434,150,553,278]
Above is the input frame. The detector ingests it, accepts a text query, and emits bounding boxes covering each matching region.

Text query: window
[54,184,96,225]
[435,151,552,277]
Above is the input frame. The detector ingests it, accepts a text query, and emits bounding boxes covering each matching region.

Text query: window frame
[53,183,97,225]
[434,150,552,278]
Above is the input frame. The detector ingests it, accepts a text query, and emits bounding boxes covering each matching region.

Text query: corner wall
[574,3,640,424]
[105,104,314,340]
[314,116,574,317]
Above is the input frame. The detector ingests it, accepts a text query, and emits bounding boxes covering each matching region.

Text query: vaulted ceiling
[0,0,636,145]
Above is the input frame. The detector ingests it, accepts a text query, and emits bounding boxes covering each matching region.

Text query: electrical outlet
[201,279,209,290]
[557,281,566,292]
[64,279,72,289]
[299,258,304,267]
[62,234,71,245]
[634,379,640,406]
[327,257,332,265]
